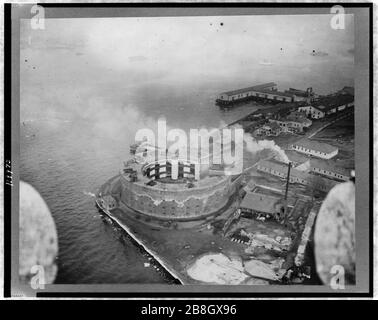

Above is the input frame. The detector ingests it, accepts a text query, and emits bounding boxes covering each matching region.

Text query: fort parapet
[103,159,240,222]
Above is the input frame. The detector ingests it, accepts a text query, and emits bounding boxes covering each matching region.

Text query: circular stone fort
[100,143,241,222]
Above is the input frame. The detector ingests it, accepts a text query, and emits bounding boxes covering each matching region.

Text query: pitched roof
[291,138,338,154]
[257,159,341,192]
[285,111,312,123]
[285,88,309,97]
[256,88,295,98]
[239,192,281,214]
[257,159,309,181]
[285,150,311,165]
[310,158,350,176]
[258,159,289,173]
[222,82,277,96]
[310,94,354,113]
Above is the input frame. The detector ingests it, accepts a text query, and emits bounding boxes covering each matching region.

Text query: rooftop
[257,159,309,181]
[291,138,338,154]
[284,150,311,165]
[257,158,341,191]
[310,158,350,177]
[285,88,309,97]
[222,82,277,96]
[311,94,354,112]
[253,102,302,116]
[239,192,282,214]
[256,88,295,98]
[285,110,312,122]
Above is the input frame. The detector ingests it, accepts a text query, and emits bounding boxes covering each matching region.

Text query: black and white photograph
[2,3,373,299]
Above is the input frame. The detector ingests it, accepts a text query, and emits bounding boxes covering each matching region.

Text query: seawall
[96,200,186,284]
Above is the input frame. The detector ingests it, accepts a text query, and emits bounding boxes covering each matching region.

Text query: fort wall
[117,174,233,220]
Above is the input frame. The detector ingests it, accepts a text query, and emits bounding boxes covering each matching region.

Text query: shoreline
[95,199,185,284]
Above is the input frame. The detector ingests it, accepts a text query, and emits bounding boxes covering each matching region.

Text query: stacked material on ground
[187,253,248,284]
[186,253,284,284]
[244,259,280,281]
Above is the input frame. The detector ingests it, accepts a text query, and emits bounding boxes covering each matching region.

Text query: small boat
[259,60,274,66]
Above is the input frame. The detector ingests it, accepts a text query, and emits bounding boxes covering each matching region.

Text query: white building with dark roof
[256,159,309,185]
[269,111,312,133]
[255,122,282,136]
[309,159,350,181]
[216,82,300,105]
[297,105,325,119]
[284,87,317,102]
[239,192,285,219]
[286,150,350,181]
[256,159,339,193]
[298,94,354,119]
[290,139,338,159]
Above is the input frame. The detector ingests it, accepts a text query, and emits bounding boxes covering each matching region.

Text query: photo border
[3,2,373,298]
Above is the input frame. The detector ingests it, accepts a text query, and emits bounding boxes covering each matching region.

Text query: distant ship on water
[259,60,274,66]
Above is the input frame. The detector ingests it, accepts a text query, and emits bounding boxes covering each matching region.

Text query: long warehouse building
[216,82,307,106]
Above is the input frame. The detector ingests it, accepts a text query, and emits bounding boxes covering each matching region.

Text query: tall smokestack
[282,162,292,220]
[284,162,292,201]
